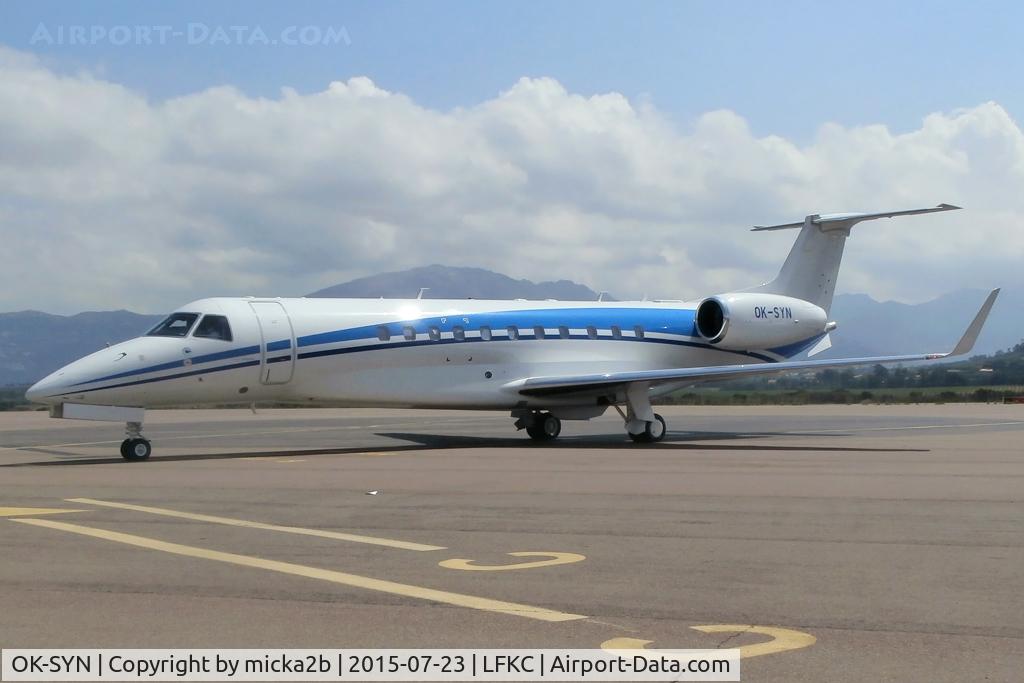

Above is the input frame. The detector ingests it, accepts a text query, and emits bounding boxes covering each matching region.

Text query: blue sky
[2,1,1023,313]
[3,0,1021,139]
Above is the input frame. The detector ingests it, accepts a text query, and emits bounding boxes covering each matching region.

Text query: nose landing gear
[120,421,152,461]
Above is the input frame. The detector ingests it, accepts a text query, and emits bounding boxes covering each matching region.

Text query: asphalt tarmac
[1,404,1022,682]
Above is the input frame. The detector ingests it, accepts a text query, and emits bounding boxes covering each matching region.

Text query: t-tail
[750,203,961,314]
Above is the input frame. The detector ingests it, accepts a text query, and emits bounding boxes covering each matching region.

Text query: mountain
[824,288,1022,359]
[0,267,603,386]
[0,310,163,387]
[1,265,1020,387]
[307,264,606,301]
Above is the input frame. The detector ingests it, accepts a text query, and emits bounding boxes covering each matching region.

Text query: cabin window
[480,325,492,341]
[377,325,391,342]
[558,326,570,339]
[403,326,416,341]
[634,325,645,339]
[586,326,598,339]
[428,326,441,341]
[507,326,519,340]
[193,314,233,342]
[453,326,465,341]
[146,312,199,338]
[611,325,622,339]
[533,326,546,339]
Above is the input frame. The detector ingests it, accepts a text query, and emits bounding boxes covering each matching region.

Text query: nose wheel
[120,420,152,460]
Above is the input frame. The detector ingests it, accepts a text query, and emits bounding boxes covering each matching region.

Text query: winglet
[947,288,1000,357]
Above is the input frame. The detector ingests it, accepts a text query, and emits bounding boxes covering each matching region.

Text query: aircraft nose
[25,369,68,404]
[25,377,52,403]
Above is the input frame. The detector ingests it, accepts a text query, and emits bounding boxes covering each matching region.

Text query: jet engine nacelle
[694,293,828,350]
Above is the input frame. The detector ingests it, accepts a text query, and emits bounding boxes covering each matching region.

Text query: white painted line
[67,498,445,552]
[789,420,1024,435]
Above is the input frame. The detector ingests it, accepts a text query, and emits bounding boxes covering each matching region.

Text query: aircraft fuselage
[27,297,801,411]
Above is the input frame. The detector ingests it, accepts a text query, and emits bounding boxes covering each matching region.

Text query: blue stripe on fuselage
[297,307,699,348]
[72,344,261,387]
[63,359,262,395]
[65,306,791,391]
[767,332,829,358]
[297,333,778,364]
[59,335,776,398]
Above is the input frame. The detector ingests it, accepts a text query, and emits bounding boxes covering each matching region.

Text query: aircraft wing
[507,289,999,398]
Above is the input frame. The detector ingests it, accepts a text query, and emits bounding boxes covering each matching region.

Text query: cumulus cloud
[1,46,1022,313]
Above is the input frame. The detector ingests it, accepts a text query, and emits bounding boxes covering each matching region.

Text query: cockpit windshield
[146,312,199,337]
[193,314,233,341]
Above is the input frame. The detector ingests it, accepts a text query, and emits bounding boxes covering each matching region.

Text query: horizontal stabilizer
[752,203,960,232]
[507,289,999,397]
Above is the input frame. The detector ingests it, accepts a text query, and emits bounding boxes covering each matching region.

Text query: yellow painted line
[602,637,731,665]
[66,498,445,552]
[0,507,84,517]
[13,518,586,623]
[603,625,815,660]
[691,625,816,658]
[440,552,585,571]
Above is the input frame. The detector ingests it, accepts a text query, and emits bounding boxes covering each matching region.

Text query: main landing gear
[627,413,666,443]
[512,384,669,444]
[617,382,667,444]
[120,421,152,461]
[515,411,562,442]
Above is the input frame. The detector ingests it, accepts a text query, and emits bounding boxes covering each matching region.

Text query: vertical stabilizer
[750,204,960,314]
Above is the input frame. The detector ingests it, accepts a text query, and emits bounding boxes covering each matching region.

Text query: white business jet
[26,205,998,460]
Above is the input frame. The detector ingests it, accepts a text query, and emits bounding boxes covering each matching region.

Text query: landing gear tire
[121,438,152,461]
[526,413,561,441]
[629,414,666,444]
